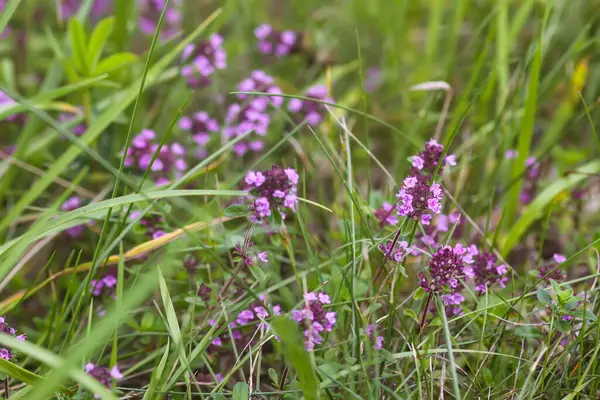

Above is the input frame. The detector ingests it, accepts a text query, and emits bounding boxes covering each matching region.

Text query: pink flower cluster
[254,24,300,56]
[91,274,117,297]
[85,362,123,398]
[418,244,476,294]
[232,241,269,266]
[224,71,283,156]
[0,316,26,360]
[123,130,187,185]
[396,176,443,225]
[378,240,410,262]
[179,111,219,158]
[181,34,227,88]
[410,139,456,178]
[139,0,181,41]
[244,165,299,222]
[292,292,337,351]
[288,85,332,127]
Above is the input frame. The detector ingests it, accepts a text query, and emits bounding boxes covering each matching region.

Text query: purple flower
[254,24,301,57]
[197,283,212,301]
[505,149,517,159]
[520,156,541,204]
[129,210,167,238]
[365,324,384,350]
[179,111,219,158]
[410,139,456,178]
[396,176,443,225]
[139,0,181,41]
[90,274,117,297]
[288,85,332,127]
[60,0,112,20]
[292,291,336,350]
[85,362,123,398]
[59,110,87,137]
[244,165,299,222]
[374,202,399,227]
[61,196,87,238]
[0,316,24,361]
[123,130,186,184]
[538,254,567,282]
[181,33,227,87]
[379,240,409,262]
[441,291,466,315]
[257,251,268,263]
[472,250,509,293]
[0,90,24,123]
[418,244,474,293]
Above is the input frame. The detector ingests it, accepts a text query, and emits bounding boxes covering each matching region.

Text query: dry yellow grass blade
[0,216,234,313]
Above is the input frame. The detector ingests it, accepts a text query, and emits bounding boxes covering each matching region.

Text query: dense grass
[1,0,600,399]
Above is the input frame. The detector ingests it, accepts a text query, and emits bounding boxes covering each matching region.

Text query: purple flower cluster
[440,291,466,316]
[472,250,509,293]
[91,274,117,297]
[396,176,443,225]
[244,165,299,222]
[254,24,300,56]
[85,363,123,398]
[538,253,567,282]
[181,34,227,88]
[129,211,166,239]
[60,0,112,20]
[139,0,181,40]
[197,283,211,301]
[210,294,282,349]
[292,292,337,351]
[61,196,86,238]
[59,110,86,137]
[373,202,399,228]
[179,111,219,158]
[418,244,475,294]
[224,71,283,156]
[520,156,540,204]
[410,139,456,178]
[365,324,384,350]
[123,130,187,185]
[288,85,332,127]
[0,316,26,360]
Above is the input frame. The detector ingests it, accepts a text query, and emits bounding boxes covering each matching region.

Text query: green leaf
[429,317,442,327]
[142,341,171,400]
[268,368,278,385]
[68,19,89,74]
[232,382,249,400]
[87,17,116,70]
[272,316,320,400]
[572,309,597,322]
[403,308,419,324]
[550,279,562,297]
[555,319,572,333]
[537,288,551,304]
[93,53,137,76]
[0,358,43,386]
[413,287,426,300]
[212,395,227,400]
[223,203,249,217]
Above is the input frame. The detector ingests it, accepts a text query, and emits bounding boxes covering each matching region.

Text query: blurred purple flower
[365,324,384,350]
[90,274,117,297]
[139,0,181,40]
[123,129,187,185]
[181,33,227,88]
[61,196,87,238]
[373,202,398,228]
[85,363,123,398]
[0,316,25,361]
[472,250,509,293]
[59,110,87,137]
[60,0,112,20]
[254,24,301,57]
[288,85,332,127]
[410,139,456,179]
[179,111,219,158]
[538,253,567,282]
